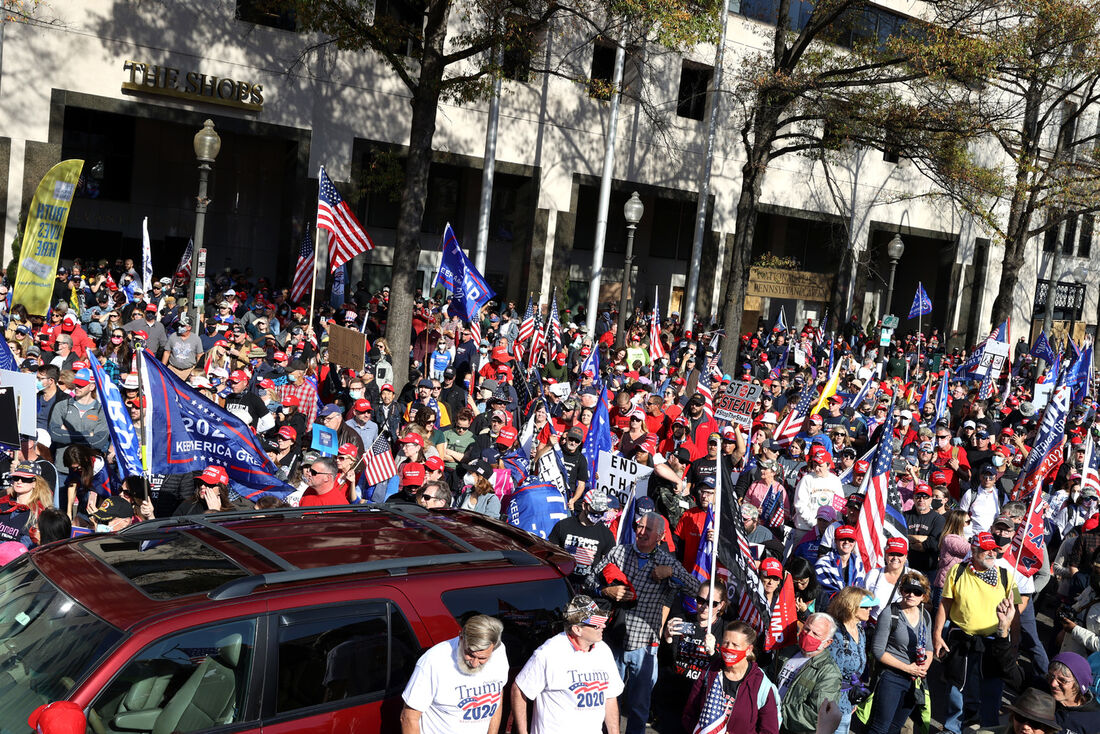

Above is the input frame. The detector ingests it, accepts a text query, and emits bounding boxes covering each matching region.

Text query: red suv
[0,504,575,733]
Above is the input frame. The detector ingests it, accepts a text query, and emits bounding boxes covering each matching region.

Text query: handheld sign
[714,380,763,428]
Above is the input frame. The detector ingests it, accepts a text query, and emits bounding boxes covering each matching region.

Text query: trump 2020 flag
[0,337,17,372]
[433,223,495,322]
[1011,385,1071,501]
[908,282,932,319]
[1031,330,1057,366]
[139,351,293,500]
[1003,488,1047,577]
[87,356,144,481]
[506,480,569,539]
[582,387,613,483]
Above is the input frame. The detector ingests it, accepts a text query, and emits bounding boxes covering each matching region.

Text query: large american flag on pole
[175,239,194,279]
[1083,435,1100,496]
[855,399,898,570]
[516,297,536,364]
[290,226,313,303]
[363,435,397,487]
[548,293,563,356]
[528,311,546,370]
[649,287,667,361]
[317,166,374,272]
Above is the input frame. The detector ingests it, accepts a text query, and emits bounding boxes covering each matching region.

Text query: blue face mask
[35,379,44,392]
[266,401,282,412]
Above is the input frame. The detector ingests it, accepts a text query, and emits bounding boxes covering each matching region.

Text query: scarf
[971,563,999,587]
[760,483,785,529]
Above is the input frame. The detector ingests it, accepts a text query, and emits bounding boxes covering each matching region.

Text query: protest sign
[0,369,37,438]
[714,381,763,427]
[596,450,653,510]
[327,324,367,371]
[974,340,1010,377]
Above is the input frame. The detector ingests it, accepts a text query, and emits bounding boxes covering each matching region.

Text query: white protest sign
[0,369,36,437]
[533,450,569,498]
[714,380,763,427]
[547,382,572,400]
[975,340,1010,377]
[596,450,654,511]
[1032,380,1054,409]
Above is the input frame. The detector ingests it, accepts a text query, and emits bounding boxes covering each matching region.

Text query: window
[676,62,712,121]
[421,163,464,234]
[89,619,257,734]
[500,15,538,82]
[1079,214,1093,258]
[587,40,641,100]
[275,601,419,715]
[235,0,296,31]
[883,145,901,164]
[650,197,696,260]
[1063,213,1078,255]
[442,579,572,666]
[61,108,135,202]
[374,0,425,57]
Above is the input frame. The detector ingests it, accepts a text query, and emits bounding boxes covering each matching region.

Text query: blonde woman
[7,461,54,544]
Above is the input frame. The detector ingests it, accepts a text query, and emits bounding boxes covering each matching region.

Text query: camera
[1058,605,1077,622]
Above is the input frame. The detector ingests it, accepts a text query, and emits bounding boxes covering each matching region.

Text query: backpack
[952,561,1009,592]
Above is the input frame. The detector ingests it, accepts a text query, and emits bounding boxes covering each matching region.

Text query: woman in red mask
[681,621,781,734]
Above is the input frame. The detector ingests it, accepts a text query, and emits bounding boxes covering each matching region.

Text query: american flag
[649,290,666,361]
[363,435,398,487]
[176,239,194,279]
[693,675,734,734]
[317,166,374,272]
[290,226,314,303]
[548,294,562,355]
[469,319,481,347]
[528,311,545,370]
[516,297,536,363]
[697,380,715,421]
[855,399,898,570]
[773,383,818,446]
[570,543,596,566]
[1083,436,1100,496]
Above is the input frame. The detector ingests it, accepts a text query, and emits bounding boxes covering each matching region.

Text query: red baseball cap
[640,433,658,455]
[277,426,297,441]
[28,701,86,734]
[425,455,444,472]
[380,383,394,393]
[835,525,857,541]
[885,537,909,555]
[913,483,933,497]
[338,443,358,457]
[229,370,248,383]
[971,531,999,551]
[283,395,300,407]
[198,465,228,486]
[399,433,425,447]
[354,398,372,412]
[931,470,949,485]
[496,425,519,447]
[491,346,510,362]
[273,351,287,362]
[258,378,275,389]
[760,557,784,579]
[854,460,870,474]
[400,462,425,486]
[133,329,149,340]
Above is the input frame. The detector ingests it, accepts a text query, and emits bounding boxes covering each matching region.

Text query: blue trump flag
[0,337,17,371]
[87,356,144,481]
[139,352,293,500]
[908,282,932,319]
[582,387,613,483]
[506,480,569,539]
[433,223,495,322]
[1031,330,1056,366]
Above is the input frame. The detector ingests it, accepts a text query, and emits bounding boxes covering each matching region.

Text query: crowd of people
[3,256,1100,734]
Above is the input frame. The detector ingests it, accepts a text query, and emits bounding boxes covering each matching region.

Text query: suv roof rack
[118,503,542,601]
[208,549,541,601]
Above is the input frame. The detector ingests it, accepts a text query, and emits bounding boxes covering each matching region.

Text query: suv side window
[441,579,571,666]
[87,618,257,734]
[274,601,419,715]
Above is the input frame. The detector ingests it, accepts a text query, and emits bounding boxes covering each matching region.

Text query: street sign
[882,315,899,329]
[715,381,764,428]
[879,327,893,347]
[196,248,207,278]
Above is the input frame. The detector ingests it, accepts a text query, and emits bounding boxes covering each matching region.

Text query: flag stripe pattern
[650,294,666,361]
[855,399,898,570]
[516,297,535,364]
[773,383,817,446]
[291,226,313,303]
[364,435,397,487]
[176,239,194,279]
[317,166,374,271]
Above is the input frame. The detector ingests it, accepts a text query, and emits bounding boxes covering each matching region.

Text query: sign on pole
[327,324,367,372]
[596,451,653,511]
[975,340,1010,377]
[714,381,763,427]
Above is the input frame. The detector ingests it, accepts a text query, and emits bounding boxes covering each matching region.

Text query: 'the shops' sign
[122,60,264,112]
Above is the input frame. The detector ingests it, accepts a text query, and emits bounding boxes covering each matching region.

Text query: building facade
[0,0,1094,347]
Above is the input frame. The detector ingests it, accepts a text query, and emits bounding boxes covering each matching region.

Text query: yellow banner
[13,160,84,316]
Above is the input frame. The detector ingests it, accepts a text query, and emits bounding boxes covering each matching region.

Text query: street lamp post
[616,192,644,347]
[883,233,905,317]
[189,119,221,326]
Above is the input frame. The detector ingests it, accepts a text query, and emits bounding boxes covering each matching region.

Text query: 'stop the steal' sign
[714,381,764,427]
[596,451,654,510]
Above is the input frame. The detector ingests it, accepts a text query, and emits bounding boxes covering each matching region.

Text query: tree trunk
[385,0,451,391]
[720,157,766,370]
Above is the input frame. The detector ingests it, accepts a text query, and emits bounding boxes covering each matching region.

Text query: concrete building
[0,0,1094,347]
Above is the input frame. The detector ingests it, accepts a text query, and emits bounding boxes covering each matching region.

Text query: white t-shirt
[515,633,625,734]
[794,471,843,530]
[401,637,509,734]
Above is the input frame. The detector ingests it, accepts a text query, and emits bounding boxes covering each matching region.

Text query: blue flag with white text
[140,352,293,500]
[1031,330,1057,366]
[433,223,495,322]
[582,387,613,485]
[0,337,17,372]
[87,356,144,481]
[908,282,932,319]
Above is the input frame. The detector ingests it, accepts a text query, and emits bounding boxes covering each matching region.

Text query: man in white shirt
[512,595,625,734]
[401,615,509,734]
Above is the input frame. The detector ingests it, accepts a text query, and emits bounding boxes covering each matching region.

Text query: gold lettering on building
[121,60,264,112]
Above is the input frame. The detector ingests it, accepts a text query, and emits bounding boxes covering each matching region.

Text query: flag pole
[307,224,322,334]
[708,440,723,632]
[917,283,923,372]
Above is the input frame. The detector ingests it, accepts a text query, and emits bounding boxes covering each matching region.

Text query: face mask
[479,348,488,355]
[287,373,299,384]
[266,401,281,412]
[110,336,123,344]
[798,630,825,654]
[963,524,975,540]
[931,498,944,511]
[586,511,604,524]
[35,379,44,392]
[992,456,1005,467]
[349,390,363,400]
[464,473,478,487]
[718,646,748,667]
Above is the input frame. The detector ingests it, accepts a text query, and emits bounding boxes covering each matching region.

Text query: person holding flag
[681,620,782,734]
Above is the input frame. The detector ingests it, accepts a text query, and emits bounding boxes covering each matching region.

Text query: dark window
[422,163,464,234]
[1063,214,1078,255]
[1034,279,1085,320]
[442,579,572,666]
[61,108,135,202]
[1079,214,1093,257]
[501,16,537,82]
[676,62,712,121]
[89,618,257,734]
[883,146,901,164]
[650,197,696,260]
[589,40,617,100]
[572,186,629,253]
[82,532,247,600]
[374,0,425,57]
[275,601,419,714]
[1043,210,1061,252]
[235,0,296,31]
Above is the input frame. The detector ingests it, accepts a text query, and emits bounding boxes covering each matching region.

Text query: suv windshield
[0,558,123,734]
